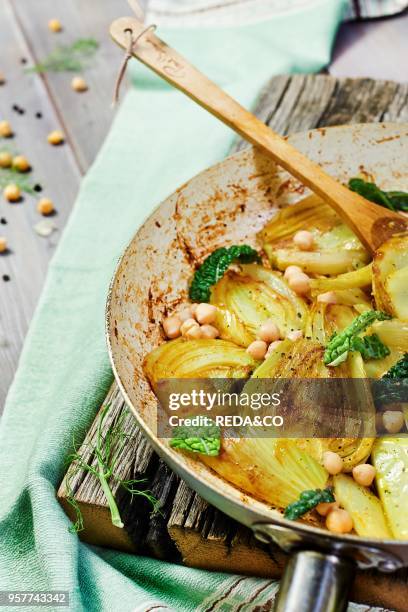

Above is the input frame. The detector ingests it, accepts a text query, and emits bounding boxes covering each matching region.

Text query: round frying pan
[107,122,408,612]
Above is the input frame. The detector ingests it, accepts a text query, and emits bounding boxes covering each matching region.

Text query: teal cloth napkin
[0,2,370,611]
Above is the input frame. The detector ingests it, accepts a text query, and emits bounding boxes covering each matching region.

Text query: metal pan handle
[274,550,354,612]
[253,522,404,611]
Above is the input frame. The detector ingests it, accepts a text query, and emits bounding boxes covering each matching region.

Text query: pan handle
[273,549,354,612]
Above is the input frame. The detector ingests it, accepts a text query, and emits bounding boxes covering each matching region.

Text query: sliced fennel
[143,338,256,385]
[210,264,308,339]
[334,474,392,538]
[372,437,408,539]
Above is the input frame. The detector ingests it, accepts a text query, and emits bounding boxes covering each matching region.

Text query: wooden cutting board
[58,74,408,612]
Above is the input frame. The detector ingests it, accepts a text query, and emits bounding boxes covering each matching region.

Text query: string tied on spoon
[113,24,157,105]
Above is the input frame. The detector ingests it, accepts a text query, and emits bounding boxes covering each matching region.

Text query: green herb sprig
[373,354,408,407]
[170,421,221,456]
[0,167,36,195]
[27,38,98,74]
[284,488,335,520]
[383,354,408,379]
[348,178,408,212]
[350,333,390,361]
[189,245,261,303]
[65,404,159,533]
[324,310,391,366]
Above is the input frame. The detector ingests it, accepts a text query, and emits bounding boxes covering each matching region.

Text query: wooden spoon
[110,17,407,253]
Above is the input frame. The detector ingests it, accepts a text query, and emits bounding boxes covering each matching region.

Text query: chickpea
[185,325,203,340]
[48,19,62,32]
[383,410,405,434]
[317,291,337,304]
[0,121,13,138]
[316,501,339,517]
[284,265,302,280]
[200,324,219,339]
[179,307,194,323]
[0,151,12,168]
[287,330,303,341]
[0,237,7,253]
[162,316,181,339]
[323,451,343,475]
[180,318,199,337]
[293,230,314,251]
[196,303,217,325]
[71,76,88,92]
[288,272,310,296]
[47,130,65,145]
[12,155,30,172]
[265,340,282,358]
[190,303,198,316]
[352,464,376,487]
[37,198,54,216]
[326,509,353,534]
[3,184,21,202]
[258,320,280,343]
[246,340,268,360]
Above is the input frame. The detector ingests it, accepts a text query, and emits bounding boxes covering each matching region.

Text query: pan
[106,122,408,612]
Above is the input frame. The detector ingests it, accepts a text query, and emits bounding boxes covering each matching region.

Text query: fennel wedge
[210,264,308,340]
[333,474,392,538]
[373,234,408,320]
[305,302,370,346]
[202,437,328,509]
[143,338,256,385]
[310,264,372,295]
[372,437,408,540]
[260,194,369,275]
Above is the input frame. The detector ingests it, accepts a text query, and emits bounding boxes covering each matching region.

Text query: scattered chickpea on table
[71,76,88,92]
[37,198,55,216]
[0,120,13,138]
[47,130,65,146]
[48,18,62,32]
[0,151,12,168]
[12,155,30,172]
[3,184,21,202]
[0,237,8,253]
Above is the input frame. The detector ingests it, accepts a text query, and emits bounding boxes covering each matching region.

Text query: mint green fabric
[0,2,352,611]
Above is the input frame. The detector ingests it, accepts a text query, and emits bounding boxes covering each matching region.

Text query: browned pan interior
[107,123,408,556]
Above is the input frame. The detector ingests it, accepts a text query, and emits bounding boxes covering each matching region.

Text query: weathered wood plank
[12,0,130,173]
[0,0,81,408]
[58,74,408,610]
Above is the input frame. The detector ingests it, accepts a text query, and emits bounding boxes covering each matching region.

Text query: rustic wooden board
[58,74,408,611]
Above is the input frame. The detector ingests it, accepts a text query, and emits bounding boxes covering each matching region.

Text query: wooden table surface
[0,1,407,409]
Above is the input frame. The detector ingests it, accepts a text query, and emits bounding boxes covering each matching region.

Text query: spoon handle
[110,17,407,252]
